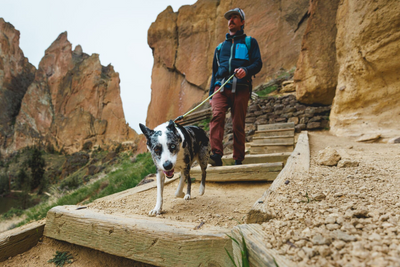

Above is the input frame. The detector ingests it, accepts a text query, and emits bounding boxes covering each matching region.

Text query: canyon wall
[0,22,137,154]
[0,18,36,150]
[147,0,400,140]
[329,0,400,138]
[146,0,310,128]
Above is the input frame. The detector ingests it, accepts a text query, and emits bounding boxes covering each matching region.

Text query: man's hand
[234,68,246,79]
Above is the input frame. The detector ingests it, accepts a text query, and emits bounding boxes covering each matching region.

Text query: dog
[139,120,210,216]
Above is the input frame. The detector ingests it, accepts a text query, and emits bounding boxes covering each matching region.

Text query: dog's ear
[139,123,153,139]
[166,120,178,134]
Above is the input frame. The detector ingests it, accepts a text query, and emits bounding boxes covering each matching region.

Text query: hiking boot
[209,154,222,166]
[235,160,242,165]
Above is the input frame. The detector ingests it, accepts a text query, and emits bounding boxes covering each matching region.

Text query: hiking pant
[209,86,250,161]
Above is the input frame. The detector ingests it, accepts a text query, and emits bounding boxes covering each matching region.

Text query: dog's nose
[163,160,173,170]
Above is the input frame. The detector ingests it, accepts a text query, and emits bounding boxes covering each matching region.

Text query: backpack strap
[245,36,252,54]
[216,42,223,67]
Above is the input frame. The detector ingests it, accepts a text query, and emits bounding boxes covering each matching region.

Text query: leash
[174,72,237,122]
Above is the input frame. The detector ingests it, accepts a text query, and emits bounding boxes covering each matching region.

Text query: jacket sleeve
[243,38,262,77]
[209,47,219,97]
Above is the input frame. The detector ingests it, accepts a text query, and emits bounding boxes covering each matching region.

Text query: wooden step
[249,144,294,154]
[44,205,232,267]
[0,221,45,262]
[254,128,294,137]
[257,122,295,131]
[252,136,294,145]
[192,162,283,182]
[222,152,291,166]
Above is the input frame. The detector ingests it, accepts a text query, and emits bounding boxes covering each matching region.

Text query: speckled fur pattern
[139,120,210,216]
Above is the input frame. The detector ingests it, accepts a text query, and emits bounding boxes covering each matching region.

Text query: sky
[1,0,197,132]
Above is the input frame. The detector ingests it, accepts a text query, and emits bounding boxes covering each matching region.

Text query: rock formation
[294,0,340,105]
[12,32,137,153]
[147,0,400,141]
[0,23,137,155]
[0,18,36,151]
[146,0,310,128]
[330,0,400,139]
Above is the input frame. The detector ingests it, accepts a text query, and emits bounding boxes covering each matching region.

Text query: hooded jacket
[209,29,262,96]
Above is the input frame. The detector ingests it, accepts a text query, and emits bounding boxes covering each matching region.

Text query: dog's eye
[170,144,176,150]
[154,146,162,155]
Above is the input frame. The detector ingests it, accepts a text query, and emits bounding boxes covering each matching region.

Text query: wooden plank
[191,163,283,182]
[252,137,294,145]
[222,152,291,166]
[44,205,232,267]
[257,122,295,131]
[93,175,179,203]
[231,224,294,267]
[254,128,295,137]
[0,221,45,262]
[246,131,310,223]
[249,144,294,154]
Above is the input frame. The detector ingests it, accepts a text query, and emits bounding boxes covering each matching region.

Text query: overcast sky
[2,0,197,132]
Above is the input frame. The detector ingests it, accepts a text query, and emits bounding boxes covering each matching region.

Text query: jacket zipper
[229,39,234,74]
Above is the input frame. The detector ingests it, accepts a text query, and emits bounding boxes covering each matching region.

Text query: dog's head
[139,120,183,178]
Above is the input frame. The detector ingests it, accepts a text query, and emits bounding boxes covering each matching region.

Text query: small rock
[338,159,359,168]
[326,224,341,231]
[356,134,381,142]
[353,208,369,218]
[368,233,382,241]
[312,233,331,245]
[387,137,400,144]
[317,146,341,166]
[333,240,346,250]
[332,230,357,242]
[313,192,326,201]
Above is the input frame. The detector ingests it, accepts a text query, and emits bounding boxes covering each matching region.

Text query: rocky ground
[262,131,400,266]
[1,131,399,266]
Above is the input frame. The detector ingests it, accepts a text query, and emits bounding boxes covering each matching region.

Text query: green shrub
[256,85,278,97]
[2,207,24,219]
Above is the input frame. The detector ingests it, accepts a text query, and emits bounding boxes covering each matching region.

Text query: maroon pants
[209,86,250,161]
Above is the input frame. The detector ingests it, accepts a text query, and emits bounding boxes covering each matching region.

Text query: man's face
[228,14,244,33]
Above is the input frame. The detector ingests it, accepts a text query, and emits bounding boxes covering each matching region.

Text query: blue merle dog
[139,120,210,216]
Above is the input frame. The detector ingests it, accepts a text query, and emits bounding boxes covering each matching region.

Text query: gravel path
[260,131,400,266]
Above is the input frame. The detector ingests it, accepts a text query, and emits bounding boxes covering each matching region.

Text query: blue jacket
[209,30,262,96]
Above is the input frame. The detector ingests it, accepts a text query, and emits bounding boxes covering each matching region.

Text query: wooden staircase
[191,122,295,182]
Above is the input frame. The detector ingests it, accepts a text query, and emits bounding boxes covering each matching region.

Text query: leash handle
[174,72,236,122]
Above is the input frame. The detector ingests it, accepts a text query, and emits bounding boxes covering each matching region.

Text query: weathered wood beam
[222,152,291,166]
[257,122,295,131]
[254,128,295,137]
[191,162,283,182]
[0,221,45,262]
[231,224,294,267]
[44,205,232,267]
[246,131,310,223]
[252,136,294,145]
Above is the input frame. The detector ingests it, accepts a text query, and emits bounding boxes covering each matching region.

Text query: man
[209,8,262,166]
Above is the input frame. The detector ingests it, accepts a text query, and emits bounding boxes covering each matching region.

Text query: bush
[0,174,9,194]
[2,207,24,219]
[27,147,46,191]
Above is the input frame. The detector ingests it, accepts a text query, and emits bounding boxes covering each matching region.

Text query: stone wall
[222,94,331,153]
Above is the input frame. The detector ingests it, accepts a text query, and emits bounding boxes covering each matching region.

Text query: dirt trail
[2,131,399,266]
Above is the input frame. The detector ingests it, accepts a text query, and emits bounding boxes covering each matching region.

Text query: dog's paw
[149,208,161,216]
[184,194,191,200]
[199,184,205,196]
[175,191,185,198]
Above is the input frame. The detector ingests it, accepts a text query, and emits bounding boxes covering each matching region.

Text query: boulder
[330,0,400,138]
[317,146,341,166]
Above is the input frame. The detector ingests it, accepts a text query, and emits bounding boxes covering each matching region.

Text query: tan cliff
[146,0,310,128]
[329,0,400,138]
[0,18,36,150]
[0,24,137,155]
[147,0,400,140]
